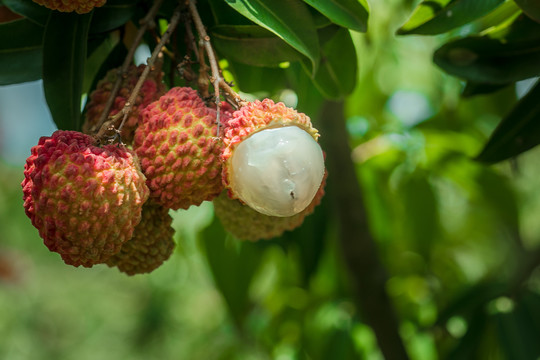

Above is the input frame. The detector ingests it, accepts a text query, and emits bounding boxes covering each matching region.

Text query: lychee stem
[115,4,183,135]
[187,0,222,134]
[92,0,164,137]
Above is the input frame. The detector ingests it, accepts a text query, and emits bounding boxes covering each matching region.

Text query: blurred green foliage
[2,0,540,359]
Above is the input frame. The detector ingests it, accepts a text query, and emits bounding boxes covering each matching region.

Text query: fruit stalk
[91,0,164,136]
[114,3,184,136]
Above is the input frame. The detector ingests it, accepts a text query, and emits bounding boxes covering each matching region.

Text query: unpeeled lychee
[133,87,224,210]
[22,130,149,267]
[222,99,325,217]
[83,63,166,144]
[107,202,175,275]
[32,0,106,14]
[213,171,327,241]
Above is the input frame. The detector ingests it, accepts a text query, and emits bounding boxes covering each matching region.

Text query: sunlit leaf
[224,0,320,73]
[476,81,540,163]
[434,36,540,84]
[3,0,50,26]
[302,0,368,32]
[43,11,92,131]
[514,0,540,23]
[0,18,43,85]
[398,0,504,35]
[201,216,265,326]
[305,26,357,99]
[211,25,303,67]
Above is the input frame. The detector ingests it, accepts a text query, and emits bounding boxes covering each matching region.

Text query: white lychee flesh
[230,125,325,217]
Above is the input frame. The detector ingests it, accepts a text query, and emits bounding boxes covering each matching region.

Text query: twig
[91,0,164,136]
[96,2,183,141]
[187,0,225,132]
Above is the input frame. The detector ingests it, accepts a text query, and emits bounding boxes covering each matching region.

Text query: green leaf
[398,0,504,35]
[476,81,540,163]
[304,26,357,99]
[495,305,540,360]
[0,18,43,85]
[434,36,540,84]
[515,0,540,23]
[3,0,50,26]
[462,81,509,97]
[43,12,92,131]
[201,216,265,326]
[224,0,320,73]
[212,25,303,67]
[90,0,137,34]
[227,61,288,94]
[302,0,368,32]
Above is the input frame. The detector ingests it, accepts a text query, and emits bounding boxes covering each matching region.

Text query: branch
[318,100,410,360]
[90,0,164,136]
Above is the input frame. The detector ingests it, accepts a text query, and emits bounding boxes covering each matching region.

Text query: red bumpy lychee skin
[133,87,224,210]
[22,130,150,267]
[32,0,106,14]
[213,172,327,241]
[107,202,175,275]
[221,98,319,196]
[83,64,166,144]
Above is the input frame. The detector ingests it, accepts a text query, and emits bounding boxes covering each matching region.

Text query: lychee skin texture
[32,0,106,14]
[213,171,327,241]
[107,202,175,275]
[221,99,323,217]
[22,130,150,267]
[134,87,224,210]
[83,64,166,144]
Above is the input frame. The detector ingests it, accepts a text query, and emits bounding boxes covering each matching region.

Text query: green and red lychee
[32,0,106,14]
[83,63,166,144]
[221,99,325,217]
[133,87,224,210]
[22,130,149,267]
[107,202,175,275]
[213,171,327,241]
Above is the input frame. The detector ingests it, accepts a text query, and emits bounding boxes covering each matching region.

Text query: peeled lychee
[83,63,166,144]
[213,171,327,241]
[107,202,175,275]
[22,130,149,267]
[222,99,325,217]
[32,0,106,14]
[133,87,224,210]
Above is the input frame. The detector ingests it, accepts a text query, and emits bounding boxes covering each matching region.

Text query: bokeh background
[2,0,540,359]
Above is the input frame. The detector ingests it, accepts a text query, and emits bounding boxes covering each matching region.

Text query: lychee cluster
[23,81,326,273]
[32,0,106,14]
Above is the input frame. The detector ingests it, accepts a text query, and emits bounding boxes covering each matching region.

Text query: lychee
[213,171,327,241]
[32,0,106,14]
[106,202,175,275]
[133,87,224,210]
[222,99,325,217]
[22,130,149,267]
[83,63,166,144]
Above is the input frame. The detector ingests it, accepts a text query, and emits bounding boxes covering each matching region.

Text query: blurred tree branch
[318,100,410,360]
